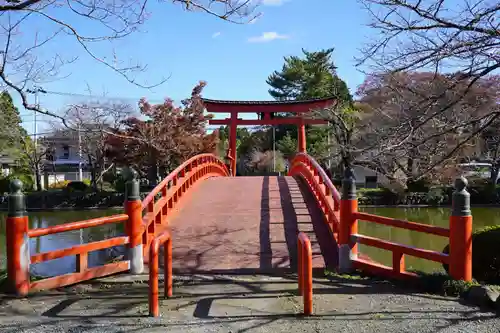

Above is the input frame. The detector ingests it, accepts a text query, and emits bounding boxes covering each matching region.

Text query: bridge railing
[289,154,472,282]
[137,154,229,258]
[338,168,472,281]
[289,153,341,237]
[297,232,313,316]
[149,230,172,317]
[5,153,228,296]
[5,179,131,296]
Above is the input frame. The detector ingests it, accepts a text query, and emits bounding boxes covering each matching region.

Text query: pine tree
[266,48,352,103]
[267,48,352,163]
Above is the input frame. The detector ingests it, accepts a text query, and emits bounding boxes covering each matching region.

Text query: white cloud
[212,32,221,38]
[247,31,289,43]
[262,0,288,6]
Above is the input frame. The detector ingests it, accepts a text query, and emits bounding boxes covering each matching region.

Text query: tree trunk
[34,164,42,191]
[148,162,158,187]
[490,164,500,185]
[91,166,98,192]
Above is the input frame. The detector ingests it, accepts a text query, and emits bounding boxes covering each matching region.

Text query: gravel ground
[0,274,498,333]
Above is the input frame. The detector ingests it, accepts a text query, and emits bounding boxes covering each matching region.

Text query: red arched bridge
[5,153,472,298]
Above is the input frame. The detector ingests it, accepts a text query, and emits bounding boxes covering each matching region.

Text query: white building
[43,130,90,186]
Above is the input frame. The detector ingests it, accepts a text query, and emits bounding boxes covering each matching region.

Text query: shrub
[113,177,126,193]
[442,279,479,297]
[66,181,89,192]
[0,173,34,193]
[406,179,430,192]
[357,187,399,205]
[442,225,500,284]
[102,170,118,184]
[49,180,71,189]
[425,187,448,206]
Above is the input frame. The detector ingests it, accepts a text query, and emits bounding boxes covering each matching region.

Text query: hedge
[442,225,500,285]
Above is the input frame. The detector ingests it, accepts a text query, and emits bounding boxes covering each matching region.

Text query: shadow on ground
[0,273,497,333]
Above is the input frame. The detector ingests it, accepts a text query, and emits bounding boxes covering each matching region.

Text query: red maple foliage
[106,81,218,183]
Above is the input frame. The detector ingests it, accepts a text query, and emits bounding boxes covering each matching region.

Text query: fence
[338,168,472,281]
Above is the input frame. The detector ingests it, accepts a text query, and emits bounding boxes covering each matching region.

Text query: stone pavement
[0,273,498,333]
[168,176,338,273]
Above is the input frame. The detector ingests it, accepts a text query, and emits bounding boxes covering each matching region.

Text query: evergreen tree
[266,48,352,162]
[266,48,352,103]
[0,91,26,155]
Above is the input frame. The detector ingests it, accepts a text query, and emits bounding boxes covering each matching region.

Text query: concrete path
[0,273,498,333]
[168,176,338,273]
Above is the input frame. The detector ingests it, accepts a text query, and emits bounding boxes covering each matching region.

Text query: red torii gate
[203,97,336,175]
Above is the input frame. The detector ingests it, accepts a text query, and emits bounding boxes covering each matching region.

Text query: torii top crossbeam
[203,97,336,175]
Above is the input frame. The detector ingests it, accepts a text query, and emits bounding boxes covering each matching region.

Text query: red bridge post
[6,179,30,296]
[449,177,472,281]
[339,168,358,273]
[124,168,144,274]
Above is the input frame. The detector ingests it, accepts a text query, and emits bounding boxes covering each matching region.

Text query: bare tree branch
[0,0,260,124]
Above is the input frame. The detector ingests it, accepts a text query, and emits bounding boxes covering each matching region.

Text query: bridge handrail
[25,214,131,291]
[339,172,472,282]
[139,153,229,259]
[293,152,341,205]
[297,232,313,315]
[348,211,452,278]
[27,214,129,238]
[149,230,172,317]
[22,213,131,293]
[142,153,229,209]
[353,212,450,237]
[289,153,340,235]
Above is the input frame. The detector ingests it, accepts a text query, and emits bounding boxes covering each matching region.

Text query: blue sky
[16,0,374,133]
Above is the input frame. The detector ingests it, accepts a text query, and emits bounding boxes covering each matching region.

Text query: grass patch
[324,268,499,300]
[324,269,371,281]
[407,271,480,297]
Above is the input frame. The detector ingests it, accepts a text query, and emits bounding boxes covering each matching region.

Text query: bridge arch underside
[167,176,338,274]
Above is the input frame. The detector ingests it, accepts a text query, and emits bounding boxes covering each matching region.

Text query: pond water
[359,207,500,273]
[1,207,499,277]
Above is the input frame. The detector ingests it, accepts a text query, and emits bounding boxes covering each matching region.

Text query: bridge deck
[167,176,338,273]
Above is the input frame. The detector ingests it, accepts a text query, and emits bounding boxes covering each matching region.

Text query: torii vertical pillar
[298,117,306,153]
[229,111,237,175]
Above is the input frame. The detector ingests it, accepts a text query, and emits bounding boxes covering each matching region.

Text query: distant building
[352,165,379,188]
[42,130,90,186]
[0,154,17,177]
